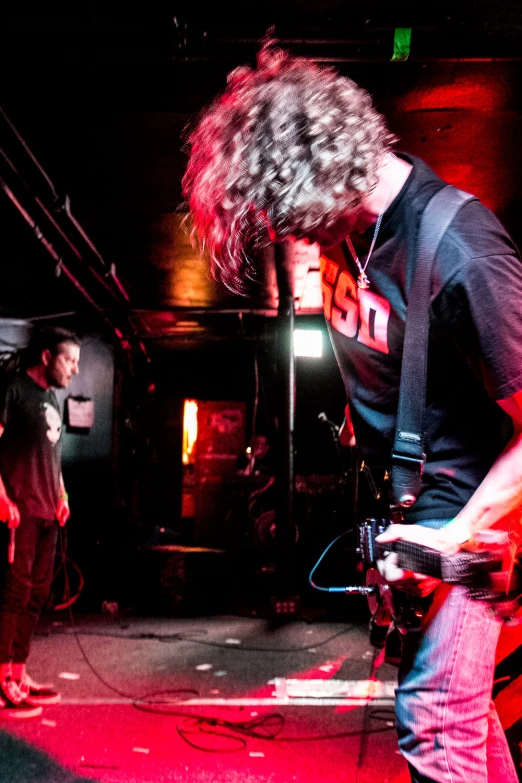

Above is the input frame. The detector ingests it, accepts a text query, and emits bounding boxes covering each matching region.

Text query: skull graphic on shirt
[44,403,62,445]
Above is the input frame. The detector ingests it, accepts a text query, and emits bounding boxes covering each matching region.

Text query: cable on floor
[57,529,394,754]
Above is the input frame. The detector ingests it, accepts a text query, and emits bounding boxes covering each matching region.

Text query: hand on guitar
[376,523,462,597]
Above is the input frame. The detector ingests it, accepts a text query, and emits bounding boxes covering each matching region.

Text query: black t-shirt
[0,373,63,521]
[321,154,522,522]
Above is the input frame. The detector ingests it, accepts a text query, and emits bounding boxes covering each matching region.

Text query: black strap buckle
[391,450,426,507]
[391,451,426,470]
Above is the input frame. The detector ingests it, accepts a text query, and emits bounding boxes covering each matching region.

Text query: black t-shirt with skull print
[0,373,62,521]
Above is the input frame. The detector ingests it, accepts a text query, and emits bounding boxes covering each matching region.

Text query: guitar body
[364,567,405,663]
[365,566,393,627]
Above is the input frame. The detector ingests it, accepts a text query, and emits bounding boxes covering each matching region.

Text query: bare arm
[339,404,356,448]
[56,472,70,526]
[0,423,20,528]
[59,472,67,499]
[376,390,522,591]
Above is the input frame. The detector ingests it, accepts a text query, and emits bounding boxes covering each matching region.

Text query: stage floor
[0,612,409,783]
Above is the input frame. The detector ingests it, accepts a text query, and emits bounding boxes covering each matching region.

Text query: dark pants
[0,516,58,663]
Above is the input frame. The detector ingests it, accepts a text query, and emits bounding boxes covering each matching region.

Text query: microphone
[318,412,339,434]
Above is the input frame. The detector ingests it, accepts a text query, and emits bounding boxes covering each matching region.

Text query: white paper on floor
[270,678,397,699]
[58,672,80,680]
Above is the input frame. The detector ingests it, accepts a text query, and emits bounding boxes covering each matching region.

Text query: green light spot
[392,28,412,62]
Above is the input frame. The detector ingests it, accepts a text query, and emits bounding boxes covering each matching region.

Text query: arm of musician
[339,404,356,447]
[0,423,20,529]
[376,389,522,591]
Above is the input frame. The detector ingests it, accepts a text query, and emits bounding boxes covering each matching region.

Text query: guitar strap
[391,185,477,508]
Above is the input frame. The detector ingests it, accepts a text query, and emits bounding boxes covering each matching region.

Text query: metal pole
[273,242,298,610]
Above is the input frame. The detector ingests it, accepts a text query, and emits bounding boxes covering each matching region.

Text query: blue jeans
[394,519,518,783]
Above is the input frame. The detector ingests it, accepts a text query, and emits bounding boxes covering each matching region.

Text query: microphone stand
[317,412,350,485]
[318,412,358,532]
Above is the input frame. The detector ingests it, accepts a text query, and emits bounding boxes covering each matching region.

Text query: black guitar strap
[391,185,476,508]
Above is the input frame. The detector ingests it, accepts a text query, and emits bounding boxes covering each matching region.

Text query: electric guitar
[351,519,521,647]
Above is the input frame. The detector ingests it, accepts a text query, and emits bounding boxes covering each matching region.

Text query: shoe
[0,676,42,719]
[18,672,61,706]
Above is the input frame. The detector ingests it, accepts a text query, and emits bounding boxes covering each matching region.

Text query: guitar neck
[392,540,444,579]
[377,539,503,585]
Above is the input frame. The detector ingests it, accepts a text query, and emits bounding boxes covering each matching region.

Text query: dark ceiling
[2,1,522,345]
[4,1,522,62]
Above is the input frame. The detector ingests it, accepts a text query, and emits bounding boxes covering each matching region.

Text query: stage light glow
[182,399,198,464]
[294,329,323,358]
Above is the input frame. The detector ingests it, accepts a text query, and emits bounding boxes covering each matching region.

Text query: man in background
[0,326,80,718]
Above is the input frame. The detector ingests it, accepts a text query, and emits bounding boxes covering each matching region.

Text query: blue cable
[308,529,354,593]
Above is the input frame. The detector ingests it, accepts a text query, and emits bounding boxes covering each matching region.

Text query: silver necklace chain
[345,180,394,290]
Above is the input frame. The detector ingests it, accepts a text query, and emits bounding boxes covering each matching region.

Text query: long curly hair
[182,45,395,294]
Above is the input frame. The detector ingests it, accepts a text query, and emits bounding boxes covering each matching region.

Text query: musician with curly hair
[183,46,521,783]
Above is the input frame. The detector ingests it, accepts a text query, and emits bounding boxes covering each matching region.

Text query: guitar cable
[309,529,374,595]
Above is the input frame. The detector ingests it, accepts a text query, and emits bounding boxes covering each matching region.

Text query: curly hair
[182,46,395,294]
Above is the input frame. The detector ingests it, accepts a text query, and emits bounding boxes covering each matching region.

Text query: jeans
[394,519,518,783]
[0,516,58,663]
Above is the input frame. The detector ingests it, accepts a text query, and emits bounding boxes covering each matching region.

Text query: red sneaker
[18,673,61,706]
[0,676,43,719]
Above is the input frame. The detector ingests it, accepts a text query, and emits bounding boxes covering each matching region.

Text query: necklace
[344,180,394,289]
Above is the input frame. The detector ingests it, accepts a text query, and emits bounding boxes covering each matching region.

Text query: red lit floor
[1,614,409,782]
